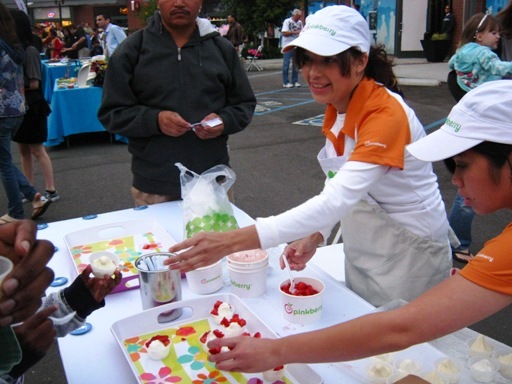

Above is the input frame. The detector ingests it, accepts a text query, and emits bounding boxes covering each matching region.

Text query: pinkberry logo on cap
[282,5,371,56]
[407,80,512,162]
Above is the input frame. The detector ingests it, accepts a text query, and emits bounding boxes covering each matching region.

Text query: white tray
[111,293,323,384]
[64,218,176,293]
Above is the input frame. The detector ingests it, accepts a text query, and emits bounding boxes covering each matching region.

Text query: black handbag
[25,89,52,117]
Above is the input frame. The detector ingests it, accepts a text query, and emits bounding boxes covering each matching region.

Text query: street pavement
[4,58,511,383]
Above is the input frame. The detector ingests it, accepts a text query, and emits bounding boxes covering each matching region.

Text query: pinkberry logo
[201,275,220,285]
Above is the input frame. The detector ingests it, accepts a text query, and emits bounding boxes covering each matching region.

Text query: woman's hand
[280,233,323,271]
[207,335,284,373]
[167,226,260,272]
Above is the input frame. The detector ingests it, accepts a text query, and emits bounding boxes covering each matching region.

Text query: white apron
[317,146,451,307]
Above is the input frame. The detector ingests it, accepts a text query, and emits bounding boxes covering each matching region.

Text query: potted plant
[420,33,452,62]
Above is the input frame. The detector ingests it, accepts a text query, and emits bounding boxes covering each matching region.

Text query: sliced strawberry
[253,332,261,338]
[220,317,230,327]
[237,318,247,327]
[212,329,225,338]
[208,347,222,355]
[199,331,210,344]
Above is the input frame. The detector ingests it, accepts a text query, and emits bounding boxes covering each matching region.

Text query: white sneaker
[294,82,301,87]
[283,83,293,88]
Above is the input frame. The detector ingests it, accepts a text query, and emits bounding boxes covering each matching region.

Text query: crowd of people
[3,0,512,382]
[31,16,127,60]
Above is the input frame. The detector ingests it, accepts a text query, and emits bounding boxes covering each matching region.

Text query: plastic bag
[176,163,239,239]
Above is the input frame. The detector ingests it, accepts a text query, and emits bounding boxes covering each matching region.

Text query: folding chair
[246,45,263,72]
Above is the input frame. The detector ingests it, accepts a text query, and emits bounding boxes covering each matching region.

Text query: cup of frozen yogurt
[466,335,494,357]
[280,276,324,326]
[227,249,268,298]
[89,251,120,278]
[494,346,512,378]
[393,358,422,376]
[365,360,394,383]
[434,357,462,383]
[468,356,499,383]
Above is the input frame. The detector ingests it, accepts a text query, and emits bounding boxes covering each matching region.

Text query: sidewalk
[248,57,450,87]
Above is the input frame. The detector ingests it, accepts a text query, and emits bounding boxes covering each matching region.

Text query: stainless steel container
[134,253,182,322]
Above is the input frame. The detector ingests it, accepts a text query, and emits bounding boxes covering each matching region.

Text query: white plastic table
[37,202,510,383]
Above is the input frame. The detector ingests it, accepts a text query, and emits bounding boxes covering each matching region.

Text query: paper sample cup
[365,360,394,384]
[466,336,494,357]
[185,259,223,294]
[468,356,499,383]
[435,357,462,383]
[279,277,324,325]
[0,256,13,298]
[89,251,120,278]
[227,249,268,298]
[494,346,512,378]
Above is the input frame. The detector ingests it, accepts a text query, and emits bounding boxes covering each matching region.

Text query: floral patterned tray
[64,219,176,293]
[111,293,323,384]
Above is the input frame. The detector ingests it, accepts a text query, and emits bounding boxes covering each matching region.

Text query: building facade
[6,0,499,58]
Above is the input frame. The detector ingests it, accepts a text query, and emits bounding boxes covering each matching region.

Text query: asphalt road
[3,69,511,383]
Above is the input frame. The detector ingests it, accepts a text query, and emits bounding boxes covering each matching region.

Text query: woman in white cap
[167,5,452,307]
[204,80,512,372]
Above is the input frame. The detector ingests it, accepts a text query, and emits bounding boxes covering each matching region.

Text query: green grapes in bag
[176,163,239,239]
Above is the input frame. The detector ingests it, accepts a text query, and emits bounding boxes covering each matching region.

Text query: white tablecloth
[37,202,510,383]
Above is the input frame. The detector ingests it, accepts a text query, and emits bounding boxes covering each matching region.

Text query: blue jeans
[448,192,475,251]
[0,117,37,219]
[282,50,298,85]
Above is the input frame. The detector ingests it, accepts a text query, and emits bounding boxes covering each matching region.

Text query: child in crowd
[449,12,512,93]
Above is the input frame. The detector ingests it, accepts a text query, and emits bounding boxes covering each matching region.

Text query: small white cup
[468,356,499,383]
[227,249,268,298]
[0,256,14,298]
[89,251,120,278]
[494,346,512,379]
[280,277,325,325]
[393,358,422,375]
[466,336,495,357]
[434,357,462,383]
[365,360,394,384]
[186,260,223,294]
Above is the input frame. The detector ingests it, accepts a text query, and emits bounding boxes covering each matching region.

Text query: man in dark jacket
[225,14,244,54]
[98,0,256,206]
[442,5,456,40]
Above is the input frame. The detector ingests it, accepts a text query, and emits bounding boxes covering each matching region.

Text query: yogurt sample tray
[111,293,323,384]
[64,219,176,293]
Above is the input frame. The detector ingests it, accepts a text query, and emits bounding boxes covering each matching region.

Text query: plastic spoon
[281,255,295,293]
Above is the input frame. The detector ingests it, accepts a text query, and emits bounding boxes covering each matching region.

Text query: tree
[137,0,158,25]
[220,0,302,44]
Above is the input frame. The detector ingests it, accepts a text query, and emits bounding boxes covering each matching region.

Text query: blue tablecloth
[41,61,68,102]
[45,84,116,146]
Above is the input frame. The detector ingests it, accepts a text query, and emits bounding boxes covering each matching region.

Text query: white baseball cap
[407,80,512,162]
[282,5,371,55]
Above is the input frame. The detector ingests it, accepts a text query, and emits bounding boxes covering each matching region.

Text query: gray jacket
[98,13,256,196]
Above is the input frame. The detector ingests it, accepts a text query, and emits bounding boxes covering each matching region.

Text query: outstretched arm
[208,275,512,372]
